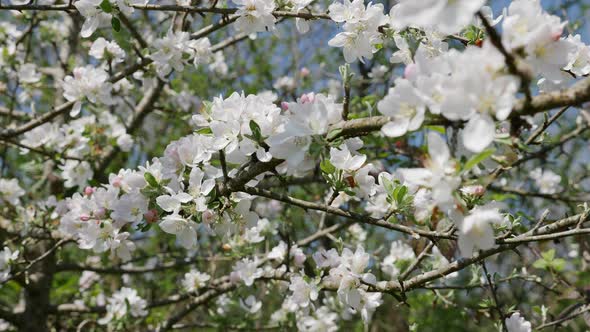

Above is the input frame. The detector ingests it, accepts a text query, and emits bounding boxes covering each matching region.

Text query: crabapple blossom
[529,167,562,195]
[98,287,147,325]
[0,178,25,205]
[233,0,276,34]
[182,269,211,292]
[2,0,589,330]
[0,247,19,282]
[377,78,426,137]
[89,38,126,63]
[389,0,485,35]
[159,212,198,249]
[457,203,505,257]
[62,66,114,116]
[505,312,532,332]
[288,274,319,308]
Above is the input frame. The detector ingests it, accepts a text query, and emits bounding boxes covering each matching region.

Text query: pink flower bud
[93,208,106,219]
[84,186,95,196]
[144,209,159,224]
[281,101,289,111]
[404,63,417,79]
[300,67,310,77]
[80,214,90,222]
[202,209,216,224]
[461,185,486,197]
[112,176,123,188]
[300,92,315,104]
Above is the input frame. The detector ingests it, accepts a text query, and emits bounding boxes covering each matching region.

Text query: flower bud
[84,186,95,196]
[300,67,310,78]
[202,209,216,224]
[281,101,289,111]
[93,208,106,219]
[144,209,159,224]
[300,92,315,104]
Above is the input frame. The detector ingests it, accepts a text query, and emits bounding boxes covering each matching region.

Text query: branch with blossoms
[2,0,590,331]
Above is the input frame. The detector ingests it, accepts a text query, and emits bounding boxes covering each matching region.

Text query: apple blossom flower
[0,247,19,282]
[18,63,41,83]
[182,269,211,292]
[457,202,505,257]
[89,37,126,63]
[159,212,198,249]
[389,0,485,35]
[530,168,562,194]
[75,0,110,38]
[0,178,25,205]
[381,240,416,278]
[233,0,276,35]
[377,78,426,137]
[288,274,319,308]
[98,287,147,325]
[397,132,459,208]
[231,258,262,286]
[59,161,94,189]
[62,66,114,116]
[239,295,262,314]
[505,312,532,332]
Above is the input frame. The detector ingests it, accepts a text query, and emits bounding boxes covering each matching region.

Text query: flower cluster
[62,66,114,116]
[328,0,388,63]
[149,30,213,78]
[98,287,148,325]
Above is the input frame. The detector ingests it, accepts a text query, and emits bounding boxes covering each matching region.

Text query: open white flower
[0,247,19,282]
[0,178,25,205]
[390,0,485,35]
[233,0,276,34]
[398,132,459,208]
[457,203,505,257]
[98,287,147,325]
[505,312,532,332]
[530,168,562,194]
[62,66,114,116]
[182,269,211,292]
[378,78,426,137]
[288,274,319,308]
[329,144,366,172]
[159,212,198,249]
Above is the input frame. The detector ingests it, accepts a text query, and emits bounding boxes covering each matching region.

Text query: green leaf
[463,148,495,172]
[552,258,566,272]
[425,125,446,134]
[144,172,158,187]
[532,259,547,270]
[395,185,408,204]
[249,120,262,141]
[382,177,394,195]
[111,17,121,32]
[542,249,555,261]
[196,127,212,135]
[326,128,343,141]
[100,0,113,13]
[320,159,336,174]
